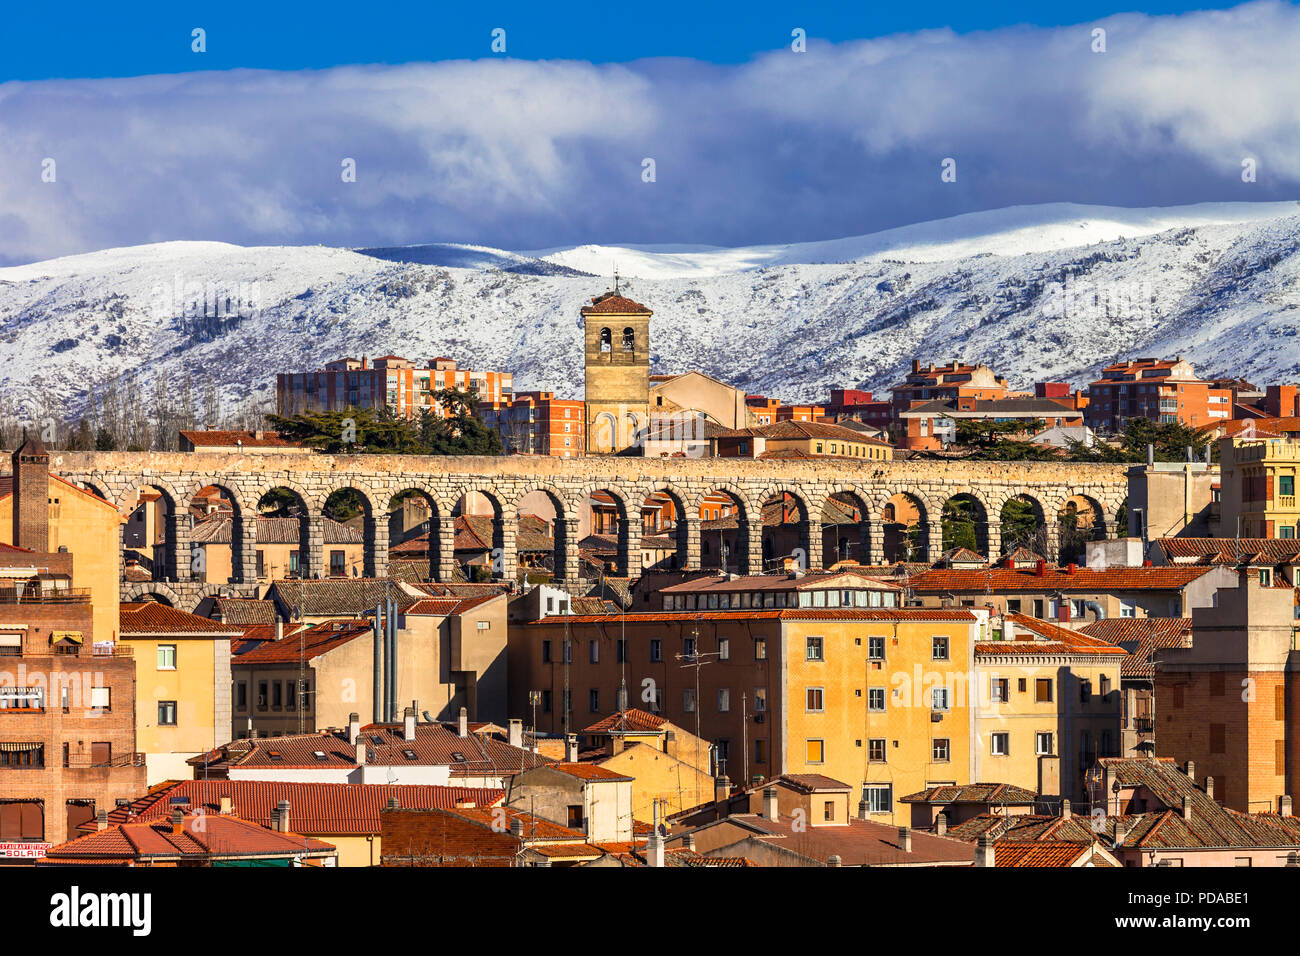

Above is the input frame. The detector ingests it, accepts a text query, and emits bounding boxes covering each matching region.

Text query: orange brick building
[478,391,585,457]
[1154,573,1298,814]
[1085,357,1231,433]
[277,355,513,420]
[890,360,1010,422]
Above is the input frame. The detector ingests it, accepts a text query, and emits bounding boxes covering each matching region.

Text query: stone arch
[694,485,757,574]
[575,484,634,578]
[590,411,619,454]
[1059,493,1107,564]
[637,482,692,573]
[878,490,929,563]
[449,483,509,582]
[184,480,254,585]
[997,492,1049,558]
[120,481,185,583]
[255,485,313,580]
[322,484,377,577]
[513,484,571,583]
[821,487,872,568]
[756,485,814,570]
[940,491,991,558]
[386,487,442,581]
[124,582,180,606]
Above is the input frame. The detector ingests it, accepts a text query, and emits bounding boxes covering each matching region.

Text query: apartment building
[1219,435,1300,538]
[823,388,893,430]
[897,396,1085,451]
[1084,357,1231,432]
[710,419,893,461]
[509,597,990,826]
[890,360,1010,421]
[1154,574,1300,814]
[276,355,513,420]
[0,439,145,852]
[478,391,585,457]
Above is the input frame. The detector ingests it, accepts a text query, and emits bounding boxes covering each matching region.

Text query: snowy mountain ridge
[1,200,1298,420]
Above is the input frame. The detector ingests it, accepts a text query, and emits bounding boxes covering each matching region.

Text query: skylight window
[268,750,283,761]
[403,749,417,760]
[451,752,466,762]
[312,750,327,761]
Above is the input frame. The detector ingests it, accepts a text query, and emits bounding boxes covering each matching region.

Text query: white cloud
[1,0,1297,264]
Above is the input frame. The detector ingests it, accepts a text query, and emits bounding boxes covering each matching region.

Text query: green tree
[1000,498,1043,553]
[942,498,979,553]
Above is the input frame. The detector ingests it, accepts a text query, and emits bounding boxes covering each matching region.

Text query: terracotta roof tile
[1079,618,1193,678]
[906,566,1211,592]
[120,602,244,637]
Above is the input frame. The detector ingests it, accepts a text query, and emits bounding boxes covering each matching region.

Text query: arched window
[600,328,611,352]
[622,327,635,351]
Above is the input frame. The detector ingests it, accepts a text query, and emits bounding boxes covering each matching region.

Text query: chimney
[1282,795,1294,816]
[714,775,730,816]
[171,808,184,835]
[355,741,366,765]
[507,719,523,749]
[565,734,579,762]
[857,799,868,821]
[646,801,665,867]
[974,834,994,868]
[276,800,291,832]
[935,813,947,837]
[1185,760,1195,780]
[912,359,921,374]
[1114,819,1128,846]
[348,712,360,745]
[275,619,283,642]
[1182,796,1192,821]
[96,809,108,831]
[219,795,233,815]
[510,817,524,838]
[683,832,695,852]
[826,854,842,867]
[386,797,399,810]
[11,433,50,554]
[1061,799,1072,820]
[897,826,912,853]
[458,707,468,738]
[1204,776,1214,801]
[404,706,416,742]
[762,787,779,822]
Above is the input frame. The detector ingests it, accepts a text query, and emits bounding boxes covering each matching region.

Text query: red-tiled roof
[1079,618,1193,678]
[404,593,500,616]
[232,619,373,663]
[120,602,244,637]
[906,566,1211,592]
[44,813,335,863]
[539,608,976,625]
[550,762,633,782]
[82,779,503,836]
[994,841,1099,867]
[582,709,668,734]
[579,292,652,314]
[179,430,302,448]
[901,783,1039,805]
[1154,537,1300,564]
[712,814,975,866]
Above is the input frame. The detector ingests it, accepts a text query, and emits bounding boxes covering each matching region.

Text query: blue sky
[0,1,1254,79]
[0,1,1296,264]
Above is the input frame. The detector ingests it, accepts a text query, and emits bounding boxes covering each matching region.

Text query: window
[272,682,283,709]
[257,681,268,711]
[289,552,300,575]
[1080,680,1092,703]
[1100,674,1111,696]
[824,801,835,822]
[330,550,345,576]
[1282,475,1295,497]
[806,636,824,661]
[157,701,178,726]
[805,739,825,764]
[599,327,612,352]
[1036,732,1054,755]
[256,550,265,578]
[754,687,767,712]
[589,689,600,713]
[718,637,730,660]
[588,640,599,664]
[717,688,730,712]
[991,732,1009,756]
[567,805,584,829]
[683,688,696,713]
[617,639,627,663]
[867,636,885,660]
[868,738,886,762]
[157,644,177,670]
[562,640,572,664]
[683,637,696,660]
[542,640,552,663]
[649,639,662,663]
[1036,678,1053,702]
[754,739,767,763]
[806,687,824,712]
[932,687,950,711]
[932,636,949,660]
[868,688,886,712]
[1210,723,1226,754]
[1260,568,1272,587]
[932,738,950,762]
[754,638,767,660]
[235,682,247,711]
[89,687,110,712]
[863,784,892,813]
[0,746,44,769]
[622,327,635,351]
[990,678,1009,702]
[541,690,553,713]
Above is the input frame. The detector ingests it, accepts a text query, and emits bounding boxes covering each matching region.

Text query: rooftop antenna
[613,265,620,295]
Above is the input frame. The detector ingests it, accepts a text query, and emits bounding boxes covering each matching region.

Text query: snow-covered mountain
[2,200,1299,419]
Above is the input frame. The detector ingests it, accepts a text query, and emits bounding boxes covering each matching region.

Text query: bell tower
[582,275,651,454]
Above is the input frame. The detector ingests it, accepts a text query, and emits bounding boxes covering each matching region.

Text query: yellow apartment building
[119,602,241,783]
[0,468,124,642]
[972,614,1127,805]
[1220,435,1300,538]
[579,710,715,823]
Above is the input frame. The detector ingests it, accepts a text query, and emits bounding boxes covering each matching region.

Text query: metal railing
[0,588,92,605]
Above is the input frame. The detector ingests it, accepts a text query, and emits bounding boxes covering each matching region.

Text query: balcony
[1133,717,1155,734]
[0,588,92,605]
[66,752,146,770]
